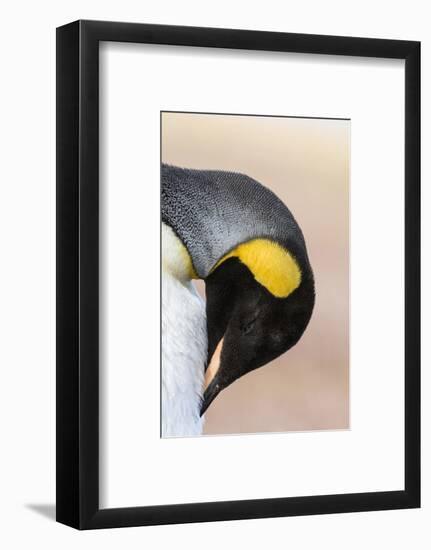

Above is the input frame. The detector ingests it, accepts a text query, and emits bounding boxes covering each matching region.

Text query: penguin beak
[200,377,222,416]
[200,338,224,416]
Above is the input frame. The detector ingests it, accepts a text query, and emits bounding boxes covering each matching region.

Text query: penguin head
[200,241,315,415]
[161,164,315,415]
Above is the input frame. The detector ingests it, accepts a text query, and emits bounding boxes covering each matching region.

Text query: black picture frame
[56,20,420,529]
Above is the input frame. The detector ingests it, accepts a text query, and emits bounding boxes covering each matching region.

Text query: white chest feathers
[161,223,207,437]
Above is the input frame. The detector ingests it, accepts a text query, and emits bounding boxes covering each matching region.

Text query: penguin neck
[161,223,207,437]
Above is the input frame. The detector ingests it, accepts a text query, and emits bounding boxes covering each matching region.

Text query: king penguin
[161,164,315,437]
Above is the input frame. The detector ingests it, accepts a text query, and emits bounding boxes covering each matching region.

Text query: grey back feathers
[161,164,311,279]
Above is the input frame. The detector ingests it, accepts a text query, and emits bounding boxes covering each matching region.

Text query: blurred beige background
[162,111,350,435]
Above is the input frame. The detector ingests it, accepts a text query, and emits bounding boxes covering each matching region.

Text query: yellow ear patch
[214,239,301,298]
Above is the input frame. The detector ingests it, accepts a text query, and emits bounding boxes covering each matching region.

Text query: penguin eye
[241,316,258,335]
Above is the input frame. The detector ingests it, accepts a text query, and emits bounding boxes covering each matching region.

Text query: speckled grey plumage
[161,164,311,278]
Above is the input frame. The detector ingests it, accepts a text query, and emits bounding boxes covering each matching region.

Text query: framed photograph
[56,20,420,529]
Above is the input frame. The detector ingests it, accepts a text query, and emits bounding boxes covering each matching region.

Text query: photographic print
[161,111,350,438]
